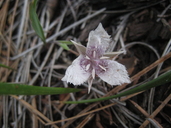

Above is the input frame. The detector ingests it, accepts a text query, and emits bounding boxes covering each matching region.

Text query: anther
[86,64,91,71]
[100,56,110,59]
[93,51,96,58]
[99,65,106,71]
[92,69,95,79]
[86,56,90,60]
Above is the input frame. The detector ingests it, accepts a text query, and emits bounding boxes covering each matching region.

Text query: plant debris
[0,0,171,128]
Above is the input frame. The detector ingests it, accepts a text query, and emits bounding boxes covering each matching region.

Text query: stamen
[93,51,96,58]
[86,64,91,71]
[92,68,95,79]
[88,77,93,94]
[100,56,110,59]
[99,65,106,71]
[86,56,90,60]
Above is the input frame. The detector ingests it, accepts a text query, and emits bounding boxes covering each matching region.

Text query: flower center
[80,50,108,78]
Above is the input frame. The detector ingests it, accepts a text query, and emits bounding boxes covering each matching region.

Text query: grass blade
[59,43,70,51]
[0,63,16,70]
[29,0,46,44]
[64,71,171,104]
[0,83,80,95]
[58,40,73,50]
[58,40,73,45]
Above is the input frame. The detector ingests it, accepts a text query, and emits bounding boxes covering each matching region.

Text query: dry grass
[0,0,171,128]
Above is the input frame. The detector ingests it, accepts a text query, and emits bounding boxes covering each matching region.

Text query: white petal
[62,55,91,85]
[87,23,111,52]
[97,60,130,85]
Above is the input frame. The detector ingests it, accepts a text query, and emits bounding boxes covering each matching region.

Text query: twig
[148,38,171,115]
[157,4,171,22]
[11,95,59,128]
[146,118,163,128]
[76,114,95,128]
[10,8,106,60]
[139,94,171,128]
[46,52,171,125]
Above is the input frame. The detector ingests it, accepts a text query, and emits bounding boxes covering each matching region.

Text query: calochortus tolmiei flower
[62,23,130,93]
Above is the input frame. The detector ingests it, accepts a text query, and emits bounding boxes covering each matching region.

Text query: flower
[62,23,130,93]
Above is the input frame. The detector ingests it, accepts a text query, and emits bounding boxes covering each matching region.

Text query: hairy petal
[97,60,130,85]
[87,23,111,53]
[62,55,91,85]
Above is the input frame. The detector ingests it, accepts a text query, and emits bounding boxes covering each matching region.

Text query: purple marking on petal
[80,56,92,72]
[86,45,104,59]
[95,59,108,74]
[80,52,110,76]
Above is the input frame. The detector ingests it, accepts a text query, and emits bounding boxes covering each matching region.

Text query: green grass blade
[64,71,171,104]
[29,0,46,44]
[59,43,70,50]
[58,40,73,50]
[0,83,80,95]
[0,63,16,70]
[58,40,73,45]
